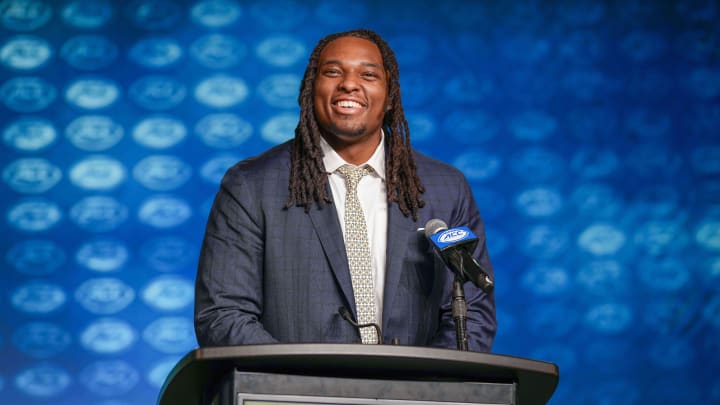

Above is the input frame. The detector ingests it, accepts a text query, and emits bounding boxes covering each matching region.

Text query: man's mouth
[334,99,365,110]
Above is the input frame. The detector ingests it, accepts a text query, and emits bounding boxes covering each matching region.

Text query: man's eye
[362,72,378,79]
[324,69,341,76]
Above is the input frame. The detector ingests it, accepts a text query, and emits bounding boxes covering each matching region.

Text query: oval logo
[140,236,196,271]
[190,0,242,28]
[80,318,136,353]
[76,238,129,272]
[0,0,53,31]
[132,115,187,149]
[199,154,239,184]
[126,0,181,30]
[7,198,62,232]
[128,37,182,68]
[12,321,72,358]
[3,116,57,152]
[69,155,127,190]
[0,76,56,112]
[142,317,195,354]
[190,33,245,69]
[6,239,66,275]
[75,277,135,314]
[14,365,71,398]
[11,281,66,314]
[61,34,118,70]
[257,74,300,108]
[137,196,191,228]
[69,196,128,232]
[61,0,113,29]
[129,75,186,110]
[142,276,194,311]
[195,113,252,148]
[65,78,119,110]
[194,74,248,108]
[438,229,469,243]
[255,35,306,67]
[3,157,62,193]
[261,112,297,144]
[65,115,124,151]
[80,360,139,396]
[133,155,192,191]
[0,35,52,70]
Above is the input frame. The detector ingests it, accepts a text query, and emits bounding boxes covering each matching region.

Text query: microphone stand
[450,251,469,351]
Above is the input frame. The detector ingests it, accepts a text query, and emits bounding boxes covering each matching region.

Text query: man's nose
[338,73,361,91]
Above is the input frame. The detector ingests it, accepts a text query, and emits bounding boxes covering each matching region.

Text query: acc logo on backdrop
[452,150,501,181]
[76,238,129,272]
[129,37,182,68]
[0,35,51,70]
[514,187,564,217]
[11,281,66,314]
[576,260,627,296]
[261,112,297,144]
[405,112,435,142]
[442,110,497,144]
[147,358,177,388]
[126,0,180,30]
[691,144,720,174]
[138,196,192,228]
[584,302,633,334]
[80,360,139,396]
[191,0,242,27]
[258,74,301,108]
[69,155,126,190]
[14,365,71,398]
[65,115,124,151]
[194,75,248,108]
[133,155,192,191]
[399,72,437,107]
[3,157,62,193]
[250,2,307,29]
[0,76,56,112]
[510,146,564,182]
[200,154,239,184]
[190,33,245,69]
[140,236,196,271]
[62,0,113,29]
[521,264,569,296]
[6,239,65,275]
[12,321,72,358]
[133,115,186,149]
[570,183,623,219]
[142,276,194,311]
[75,277,135,314]
[65,77,119,110]
[129,75,186,110]
[639,259,690,292]
[142,317,195,353]
[195,113,252,148]
[528,303,578,338]
[70,196,128,232]
[570,148,619,178]
[0,0,52,31]
[577,223,626,256]
[61,35,118,70]
[521,225,569,260]
[7,198,62,232]
[81,318,136,354]
[256,35,306,67]
[509,110,557,141]
[3,116,57,151]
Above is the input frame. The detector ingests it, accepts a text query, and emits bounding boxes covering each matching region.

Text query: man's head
[289,29,424,219]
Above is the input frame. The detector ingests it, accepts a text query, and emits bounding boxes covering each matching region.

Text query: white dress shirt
[320,134,388,327]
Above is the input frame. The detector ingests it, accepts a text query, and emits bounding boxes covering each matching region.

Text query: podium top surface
[158,344,559,405]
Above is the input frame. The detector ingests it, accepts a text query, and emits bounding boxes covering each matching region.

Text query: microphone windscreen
[424,218,448,238]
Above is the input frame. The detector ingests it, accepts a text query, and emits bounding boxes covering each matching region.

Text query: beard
[321,119,368,139]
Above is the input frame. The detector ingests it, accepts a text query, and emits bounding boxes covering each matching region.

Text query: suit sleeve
[431,174,497,352]
[194,168,278,346]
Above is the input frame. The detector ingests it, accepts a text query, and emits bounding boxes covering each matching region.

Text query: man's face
[313,36,388,146]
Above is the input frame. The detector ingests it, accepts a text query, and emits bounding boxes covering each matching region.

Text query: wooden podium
[158,344,559,405]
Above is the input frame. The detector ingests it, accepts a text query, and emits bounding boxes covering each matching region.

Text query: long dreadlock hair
[286,29,425,220]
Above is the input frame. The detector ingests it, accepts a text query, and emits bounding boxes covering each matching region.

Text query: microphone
[424,219,494,293]
[338,307,383,344]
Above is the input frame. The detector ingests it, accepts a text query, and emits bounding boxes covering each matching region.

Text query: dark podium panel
[158,344,559,405]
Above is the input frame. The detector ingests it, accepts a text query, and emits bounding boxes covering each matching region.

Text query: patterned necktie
[337,164,378,344]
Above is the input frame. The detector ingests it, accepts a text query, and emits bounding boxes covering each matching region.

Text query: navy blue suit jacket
[194,140,496,352]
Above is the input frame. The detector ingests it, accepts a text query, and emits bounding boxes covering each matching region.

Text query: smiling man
[194,29,497,352]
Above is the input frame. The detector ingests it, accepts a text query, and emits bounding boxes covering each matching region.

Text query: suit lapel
[382,203,417,329]
[307,202,356,311]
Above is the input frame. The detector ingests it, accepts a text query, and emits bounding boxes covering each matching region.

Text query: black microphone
[338,307,383,344]
[424,219,494,293]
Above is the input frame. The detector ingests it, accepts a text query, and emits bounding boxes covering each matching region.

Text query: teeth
[337,100,362,108]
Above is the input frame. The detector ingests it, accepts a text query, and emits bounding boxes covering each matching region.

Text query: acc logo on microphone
[438,228,470,243]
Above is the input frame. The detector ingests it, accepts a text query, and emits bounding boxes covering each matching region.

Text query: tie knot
[337,164,370,190]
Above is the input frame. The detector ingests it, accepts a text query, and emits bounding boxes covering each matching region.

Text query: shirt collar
[320,130,386,181]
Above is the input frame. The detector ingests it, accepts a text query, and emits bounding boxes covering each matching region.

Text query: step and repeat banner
[1,0,719,404]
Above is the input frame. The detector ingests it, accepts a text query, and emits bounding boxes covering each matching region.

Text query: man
[194,29,496,352]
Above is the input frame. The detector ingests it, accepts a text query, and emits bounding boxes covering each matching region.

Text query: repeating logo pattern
[0,1,716,404]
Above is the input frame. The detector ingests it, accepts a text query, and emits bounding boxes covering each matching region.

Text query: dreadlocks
[286,29,425,220]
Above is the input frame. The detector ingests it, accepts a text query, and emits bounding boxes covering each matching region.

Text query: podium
[158,344,559,405]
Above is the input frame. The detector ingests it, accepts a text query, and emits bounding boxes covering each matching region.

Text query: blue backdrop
[1,0,719,404]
